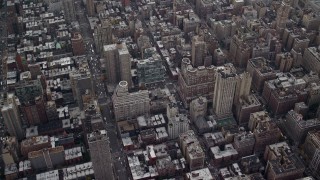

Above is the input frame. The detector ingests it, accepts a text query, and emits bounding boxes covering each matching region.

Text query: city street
[74,1,129,179]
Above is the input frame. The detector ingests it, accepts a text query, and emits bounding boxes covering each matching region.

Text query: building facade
[136,55,166,86]
[87,130,114,180]
[62,0,76,22]
[191,35,207,67]
[112,81,150,121]
[213,64,237,119]
[190,96,207,122]
[1,94,24,140]
[178,58,215,107]
[103,42,132,87]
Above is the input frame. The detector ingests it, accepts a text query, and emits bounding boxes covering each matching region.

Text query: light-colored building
[112,81,150,121]
[1,137,19,166]
[248,111,270,131]
[167,103,189,139]
[234,72,252,105]
[1,94,24,140]
[186,142,205,170]
[179,130,205,170]
[275,52,293,72]
[213,64,238,119]
[103,42,132,87]
[178,58,215,107]
[191,35,207,67]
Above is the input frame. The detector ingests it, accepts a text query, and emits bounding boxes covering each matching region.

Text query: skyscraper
[94,19,113,53]
[191,35,207,67]
[233,72,252,105]
[213,64,238,118]
[87,130,114,180]
[62,0,76,22]
[103,42,132,87]
[275,0,291,33]
[1,94,24,140]
[86,0,95,17]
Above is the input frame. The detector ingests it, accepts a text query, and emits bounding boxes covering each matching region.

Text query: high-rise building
[303,47,320,75]
[46,101,58,121]
[213,48,227,66]
[87,130,114,180]
[1,94,24,140]
[195,0,214,18]
[191,35,207,67]
[246,57,278,92]
[233,132,255,157]
[70,66,93,110]
[179,130,205,170]
[112,81,150,121]
[22,96,48,125]
[213,64,238,119]
[230,33,254,68]
[190,97,207,122]
[136,54,166,86]
[62,0,76,22]
[28,146,65,170]
[86,0,95,17]
[21,135,51,157]
[275,52,294,72]
[265,142,305,180]
[233,72,252,105]
[71,32,85,56]
[103,42,132,87]
[302,130,320,179]
[285,110,320,144]
[302,13,320,31]
[253,119,282,153]
[15,79,43,104]
[248,110,271,131]
[186,142,205,170]
[235,94,261,125]
[1,137,19,166]
[94,19,112,53]
[212,20,236,41]
[275,0,291,33]
[167,103,189,139]
[178,58,215,107]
